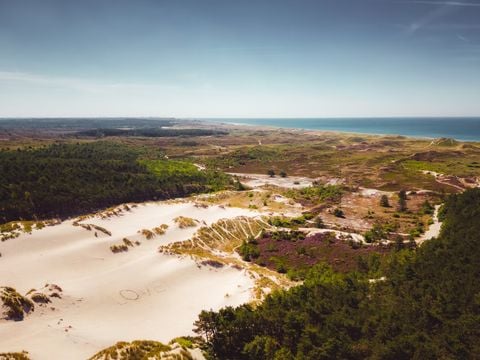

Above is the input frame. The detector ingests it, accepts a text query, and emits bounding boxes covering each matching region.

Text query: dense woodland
[0,142,231,223]
[194,189,480,359]
[0,117,175,129]
[74,127,227,138]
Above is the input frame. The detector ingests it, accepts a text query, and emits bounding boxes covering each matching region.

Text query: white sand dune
[0,201,257,359]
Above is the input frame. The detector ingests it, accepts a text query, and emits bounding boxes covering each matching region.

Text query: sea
[205,117,480,142]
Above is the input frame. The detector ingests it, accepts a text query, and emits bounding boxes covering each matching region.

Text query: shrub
[314,216,325,228]
[239,240,260,261]
[398,189,408,212]
[364,223,389,243]
[380,194,390,207]
[420,200,434,215]
[333,208,345,218]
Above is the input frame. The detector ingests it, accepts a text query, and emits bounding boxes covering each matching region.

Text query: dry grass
[110,238,139,253]
[0,287,34,321]
[139,229,155,240]
[110,244,129,253]
[137,224,169,240]
[160,216,294,301]
[0,220,57,242]
[153,224,169,235]
[29,292,51,304]
[73,222,112,236]
[173,216,198,229]
[0,352,31,360]
[164,216,268,254]
[198,190,302,214]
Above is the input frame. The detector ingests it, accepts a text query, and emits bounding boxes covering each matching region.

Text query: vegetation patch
[153,224,169,235]
[200,259,225,268]
[160,216,292,300]
[110,237,140,253]
[173,216,198,229]
[284,184,343,206]
[0,352,31,360]
[164,216,269,255]
[139,229,155,240]
[0,220,55,242]
[267,213,315,229]
[88,340,197,360]
[239,230,389,279]
[135,224,169,241]
[110,244,129,253]
[0,287,34,321]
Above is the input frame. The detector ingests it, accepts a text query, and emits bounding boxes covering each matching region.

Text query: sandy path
[0,201,256,359]
[422,170,465,191]
[418,204,443,244]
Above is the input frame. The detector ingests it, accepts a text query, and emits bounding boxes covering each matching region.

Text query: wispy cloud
[404,4,452,34]
[421,23,480,29]
[397,0,480,35]
[398,1,480,6]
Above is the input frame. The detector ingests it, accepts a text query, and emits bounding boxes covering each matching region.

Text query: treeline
[0,118,175,129]
[194,189,480,359]
[74,128,227,138]
[0,142,231,223]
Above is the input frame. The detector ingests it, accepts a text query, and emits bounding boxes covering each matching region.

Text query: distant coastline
[204,117,480,142]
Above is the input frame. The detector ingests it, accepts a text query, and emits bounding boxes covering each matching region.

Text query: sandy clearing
[228,172,314,189]
[421,170,465,191]
[302,228,366,243]
[358,187,393,197]
[0,201,257,359]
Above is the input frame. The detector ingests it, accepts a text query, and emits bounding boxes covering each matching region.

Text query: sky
[0,0,479,118]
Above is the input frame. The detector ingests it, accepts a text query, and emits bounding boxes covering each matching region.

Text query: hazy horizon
[1,0,480,117]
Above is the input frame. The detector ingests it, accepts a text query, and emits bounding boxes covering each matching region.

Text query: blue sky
[0,0,479,117]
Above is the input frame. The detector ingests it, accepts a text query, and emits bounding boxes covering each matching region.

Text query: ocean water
[205,117,480,142]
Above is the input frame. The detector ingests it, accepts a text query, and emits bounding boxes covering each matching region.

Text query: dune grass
[0,287,34,321]
[0,352,31,360]
[88,340,195,360]
[173,216,198,229]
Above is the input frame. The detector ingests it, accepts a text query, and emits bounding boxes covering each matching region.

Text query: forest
[0,117,175,129]
[74,127,227,138]
[194,189,480,359]
[0,142,231,223]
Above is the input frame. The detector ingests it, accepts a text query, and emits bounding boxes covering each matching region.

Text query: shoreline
[199,117,480,142]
